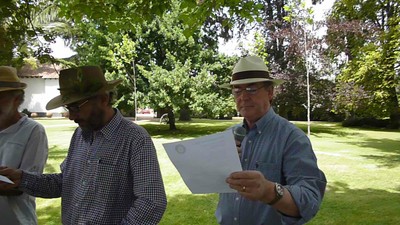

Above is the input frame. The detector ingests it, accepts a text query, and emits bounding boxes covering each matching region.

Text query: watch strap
[268,183,284,205]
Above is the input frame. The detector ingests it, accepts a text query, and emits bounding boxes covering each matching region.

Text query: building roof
[18,64,62,79]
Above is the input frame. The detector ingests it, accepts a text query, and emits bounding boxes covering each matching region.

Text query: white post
[305,25,311,137]
[132,60,137,121]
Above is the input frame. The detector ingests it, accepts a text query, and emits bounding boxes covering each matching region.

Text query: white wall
[44,79,64,113]
[19,78,65,114]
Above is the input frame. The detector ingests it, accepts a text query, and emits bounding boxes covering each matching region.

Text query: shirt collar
[0,113,28,134]
[243,108,276,132]
[82,109,123,141]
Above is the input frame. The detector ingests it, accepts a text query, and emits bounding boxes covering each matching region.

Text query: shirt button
[248,140,252,144]
[234,217,238,221]
[235,197,239,201]
[244,158,248,162]
[258,131,262,134]
[82,180,87,185]
[75,203,79,207]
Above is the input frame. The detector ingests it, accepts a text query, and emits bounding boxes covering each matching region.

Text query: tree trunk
[179,107,191,121]
[168,110,177,130]
[388,87,400,129]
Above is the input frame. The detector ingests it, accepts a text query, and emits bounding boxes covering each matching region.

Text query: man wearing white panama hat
[0,66,167,224]
[0,66,48,225]
[216,56,326,225]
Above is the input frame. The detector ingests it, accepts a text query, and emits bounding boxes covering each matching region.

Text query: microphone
[232,126,246,147]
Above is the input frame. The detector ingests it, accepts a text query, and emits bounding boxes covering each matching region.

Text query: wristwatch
[268,183,284,205]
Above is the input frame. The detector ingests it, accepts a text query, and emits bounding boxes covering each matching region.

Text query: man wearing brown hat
[0,66,167,224]
[0,66,48,225]
[216,56,326,225]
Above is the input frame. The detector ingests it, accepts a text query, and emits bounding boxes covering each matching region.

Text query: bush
[22,108,32,117]
[342,117,390,128]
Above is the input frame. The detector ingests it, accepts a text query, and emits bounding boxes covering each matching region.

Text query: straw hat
[0,66,27,92]
[46,66,122,110]
[220,55,284,88]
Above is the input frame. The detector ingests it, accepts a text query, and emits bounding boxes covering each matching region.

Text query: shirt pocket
[0,142,24,167]
[256,161,280,182]
[94,162,119,195]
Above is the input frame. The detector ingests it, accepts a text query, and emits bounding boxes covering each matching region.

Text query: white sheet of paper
[163,129,242,194]
[0,175,14,184]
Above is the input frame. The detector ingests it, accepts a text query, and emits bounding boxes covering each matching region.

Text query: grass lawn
[34,118,400,225]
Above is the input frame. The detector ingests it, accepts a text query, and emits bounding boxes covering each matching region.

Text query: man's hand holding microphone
[232,126,246,158]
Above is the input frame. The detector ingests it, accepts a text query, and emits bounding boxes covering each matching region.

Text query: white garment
[0,114,48,225]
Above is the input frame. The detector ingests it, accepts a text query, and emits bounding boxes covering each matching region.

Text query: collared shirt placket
[72,132,103,223]
[235,126,263,225]
[230,126,259,225]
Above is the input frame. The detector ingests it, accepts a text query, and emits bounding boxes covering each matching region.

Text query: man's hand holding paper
[163,129,242,194]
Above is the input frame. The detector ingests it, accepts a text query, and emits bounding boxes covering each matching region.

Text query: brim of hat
[219,78,285,89]
[46,79,122,110]
[0,83,27,92]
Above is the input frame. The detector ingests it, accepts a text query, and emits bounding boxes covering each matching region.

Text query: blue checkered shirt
[20,109,167,224]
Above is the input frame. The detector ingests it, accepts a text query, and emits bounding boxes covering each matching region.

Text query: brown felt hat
[46,66,122,110]
[0,66,27,92]
[220,55,284,88]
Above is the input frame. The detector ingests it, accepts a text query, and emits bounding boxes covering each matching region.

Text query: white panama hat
[220,55,285,88]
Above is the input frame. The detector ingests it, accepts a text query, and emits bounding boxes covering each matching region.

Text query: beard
[0,102,15,128]
[75,105,106,132]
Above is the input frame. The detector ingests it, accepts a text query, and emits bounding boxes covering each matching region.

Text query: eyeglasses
[232,85,265,97]
[64,99,89,113]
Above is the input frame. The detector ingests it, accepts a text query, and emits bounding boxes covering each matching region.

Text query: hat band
[0,81,23,88]
[232,71,271,81]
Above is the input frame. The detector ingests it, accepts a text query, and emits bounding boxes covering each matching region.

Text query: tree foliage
[4,0,398,129]
[0,0,71,66]
[62,0,238,130]
[326,0,400,127]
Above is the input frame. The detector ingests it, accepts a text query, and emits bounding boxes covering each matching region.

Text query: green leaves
[329,0,400,125]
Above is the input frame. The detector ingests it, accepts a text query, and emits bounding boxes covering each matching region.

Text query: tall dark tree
[326,0,400,127]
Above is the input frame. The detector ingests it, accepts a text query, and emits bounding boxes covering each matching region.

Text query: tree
[244,0,337,125]
[326,0,400,128]
[283,0,316,135]
[0,0,73,66]
[0,0,241,65]
[64,0,238,130]
[3,0,341,127]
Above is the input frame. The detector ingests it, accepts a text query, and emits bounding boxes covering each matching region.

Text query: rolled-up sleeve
[280,130,327,224]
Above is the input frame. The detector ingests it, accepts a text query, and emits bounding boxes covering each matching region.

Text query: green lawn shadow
[160,193,219,225]
[310,181,400,225]
[141,119,239,139]
[295,122,361,137]
[44,145,68,173]
[37,199,61,225]
[354,137,400,168]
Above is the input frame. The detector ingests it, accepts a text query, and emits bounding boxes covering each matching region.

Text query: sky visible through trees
[50,0,334,58]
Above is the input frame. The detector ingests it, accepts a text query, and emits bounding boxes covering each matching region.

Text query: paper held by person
[163,129,242,194]
[0,175,14,184]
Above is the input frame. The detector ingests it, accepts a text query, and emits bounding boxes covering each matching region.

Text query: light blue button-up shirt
[0,114,48,225]
[216,108,326,225]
